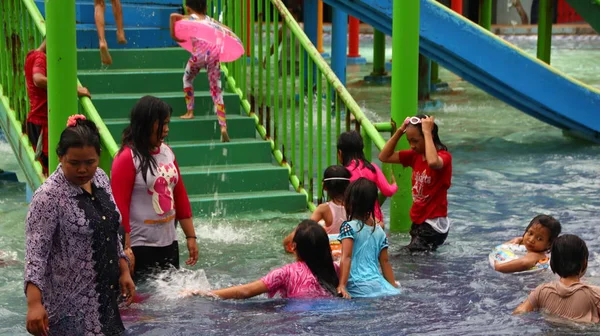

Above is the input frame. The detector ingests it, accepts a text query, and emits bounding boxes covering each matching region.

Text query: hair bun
[66,114,87,127]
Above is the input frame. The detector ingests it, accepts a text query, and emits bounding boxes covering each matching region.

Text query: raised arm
[421,117,444,170]
[379,118,410,163]
[373,164,398,197]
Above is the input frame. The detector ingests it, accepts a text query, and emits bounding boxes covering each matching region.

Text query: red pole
[348,16,360,57]
[246,0,251,56]
[451,0,463,15]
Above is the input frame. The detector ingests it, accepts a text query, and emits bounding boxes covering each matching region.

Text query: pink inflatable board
[175,17,245,63]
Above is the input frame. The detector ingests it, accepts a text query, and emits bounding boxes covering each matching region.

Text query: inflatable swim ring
[174,16,245,62]
[489,243,550,273]
[328,234,342,262]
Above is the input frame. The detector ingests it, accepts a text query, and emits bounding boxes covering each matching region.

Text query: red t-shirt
[24,50,48,126]
[398,149,452,224]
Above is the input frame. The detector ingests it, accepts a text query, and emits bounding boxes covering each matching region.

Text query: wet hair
[323,165,351,201]
[56,119,101,157]
[293,220,339,296]
[406,114,448,151]
[550,234,588,278]
[523,214,562,246]
[185,0,207,14]
[344,178,378,231]
[337,131,376,173]
[120,96,172,183]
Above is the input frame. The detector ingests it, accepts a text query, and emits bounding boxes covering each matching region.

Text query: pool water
[1,37,600,335]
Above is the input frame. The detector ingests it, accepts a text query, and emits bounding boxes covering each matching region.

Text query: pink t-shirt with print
[261,261,338,299]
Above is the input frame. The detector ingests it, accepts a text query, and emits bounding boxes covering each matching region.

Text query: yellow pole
[317,0,324,53]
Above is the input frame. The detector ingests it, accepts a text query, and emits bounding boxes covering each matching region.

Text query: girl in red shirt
[379,115,452,252]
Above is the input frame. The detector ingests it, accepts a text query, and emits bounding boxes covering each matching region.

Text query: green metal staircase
[565,0,600,34]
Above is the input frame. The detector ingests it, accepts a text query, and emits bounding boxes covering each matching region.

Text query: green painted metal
[537,0,553,64]
[479,0,493,31]
[372,30,387,77]
[391,0,418,232]
[564,0,600,34]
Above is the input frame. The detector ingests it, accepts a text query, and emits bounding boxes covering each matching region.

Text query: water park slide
[322,0,600,143]
[565,0,600,34]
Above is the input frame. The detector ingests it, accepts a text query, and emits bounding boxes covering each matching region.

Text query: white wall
[495,0,534,25]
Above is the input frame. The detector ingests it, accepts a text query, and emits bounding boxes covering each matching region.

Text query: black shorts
[406,222,448,252]
[131,241,180,282]
[26,122,48,168]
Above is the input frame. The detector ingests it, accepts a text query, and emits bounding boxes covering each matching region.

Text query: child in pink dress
[185,220,339,299]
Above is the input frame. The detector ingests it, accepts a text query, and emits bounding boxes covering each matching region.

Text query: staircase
[35,0,306,216]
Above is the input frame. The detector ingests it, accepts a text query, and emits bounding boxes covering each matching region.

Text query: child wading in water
[337,131,397,228]
[514,234,600,323]
[495,215,561,273]
[282,166,351,252]
[379,115,452,252]
[169,0,230,142]
[185,220,339,299]
[337,178,400,299]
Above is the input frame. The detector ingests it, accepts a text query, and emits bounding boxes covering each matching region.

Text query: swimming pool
[1,36,600,335]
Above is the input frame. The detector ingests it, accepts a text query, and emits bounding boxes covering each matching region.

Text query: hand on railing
[77,86,91,99]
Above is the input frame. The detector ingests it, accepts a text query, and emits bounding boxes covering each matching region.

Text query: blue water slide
[322,0,600,142]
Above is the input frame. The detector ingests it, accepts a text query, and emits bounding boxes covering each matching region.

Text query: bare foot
[99,42,112,66]
[117,31,127,44]
[220,128,230,142]
[180,111,194,119]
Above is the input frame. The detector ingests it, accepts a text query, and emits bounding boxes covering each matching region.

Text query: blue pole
[331,7,348,86]
[303,0,318,46]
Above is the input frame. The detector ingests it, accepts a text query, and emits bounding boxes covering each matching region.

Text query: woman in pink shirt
[337,131,397,227]
[185,220,339,299]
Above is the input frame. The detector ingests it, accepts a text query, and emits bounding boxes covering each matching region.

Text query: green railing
[207,0,391,211]
[0,0,119,190]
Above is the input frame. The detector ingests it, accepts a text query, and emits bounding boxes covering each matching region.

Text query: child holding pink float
[169,0,231,142]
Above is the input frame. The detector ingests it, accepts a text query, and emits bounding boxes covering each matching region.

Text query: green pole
[431,62,440,85]
[537,0,553,64]
[46,0,78,172]
[479,0,493,31]
[371,30,386,76]
[390,0,417,233]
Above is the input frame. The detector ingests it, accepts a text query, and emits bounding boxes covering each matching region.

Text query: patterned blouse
[24,166,127,336]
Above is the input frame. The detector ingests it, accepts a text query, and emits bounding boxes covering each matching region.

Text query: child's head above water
[550,234,588,278]
[404,114,447,154]
[185,0,207,14]
[522,215,561,253]
[336,131,376,173]
[292,220,339,295]
[323,165,351,201]
[344,178,378,223]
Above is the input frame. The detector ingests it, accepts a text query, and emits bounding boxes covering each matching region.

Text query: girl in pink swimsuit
[184,220,340,299]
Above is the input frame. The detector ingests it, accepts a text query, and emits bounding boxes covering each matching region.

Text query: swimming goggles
[407,115,429,125]
[323,177,350,181]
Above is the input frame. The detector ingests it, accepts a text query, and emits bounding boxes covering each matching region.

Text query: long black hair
[293,220,339,296]
[185,0,207,14]
[337,131,376,173]
[120,96,172,183]
[323,165,351,202]
[407,114,448,151]
[344,178,378,232]
[56,118,101,157]
[550,234,588,278]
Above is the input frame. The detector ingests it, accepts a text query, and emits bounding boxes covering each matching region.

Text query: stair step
[104,115,256,142]
[35,1,179,26]
[189,190,307,217]
[78,69,228,94]
[78,48,190,70]
[168,139,272,166]
[76,24,178,49]
[181,163,290,194]
[92,91,242,118]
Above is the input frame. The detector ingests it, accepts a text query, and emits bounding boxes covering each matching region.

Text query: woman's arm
[379,248,397,287]
[179,218,198,266]
[420,117,444,170]
[209,280,269,299]
[494,254,539,273]
[118,258,135,306]
[373,164,398,197]
[379,119,410,163]
[337,238,354,299]
[110,148,136,238]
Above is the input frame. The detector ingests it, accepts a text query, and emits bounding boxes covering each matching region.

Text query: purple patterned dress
[25,166,128,336]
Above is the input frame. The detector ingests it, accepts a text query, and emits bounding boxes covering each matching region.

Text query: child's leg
[110,0,126,44]
[94,0,112,65]
[181,56,201,119]
[206,57,229,142]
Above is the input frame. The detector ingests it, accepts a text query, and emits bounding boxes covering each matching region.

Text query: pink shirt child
[261,261,339,299]
[345,160,398,223]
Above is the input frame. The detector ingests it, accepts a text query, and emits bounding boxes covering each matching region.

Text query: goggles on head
[408,115,429,125]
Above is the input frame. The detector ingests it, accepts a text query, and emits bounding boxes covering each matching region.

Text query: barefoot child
[185,220,339,299]
[282,166,351,253]
[513,234,600,323]
[169,0,231,142]
[379,115,452,252]
[495,215,561,273]
[94,0,127,65]
[337,178,400,299]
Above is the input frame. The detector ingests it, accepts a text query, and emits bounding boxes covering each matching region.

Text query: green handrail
[0,0,119,190]
[208,0,389,211]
